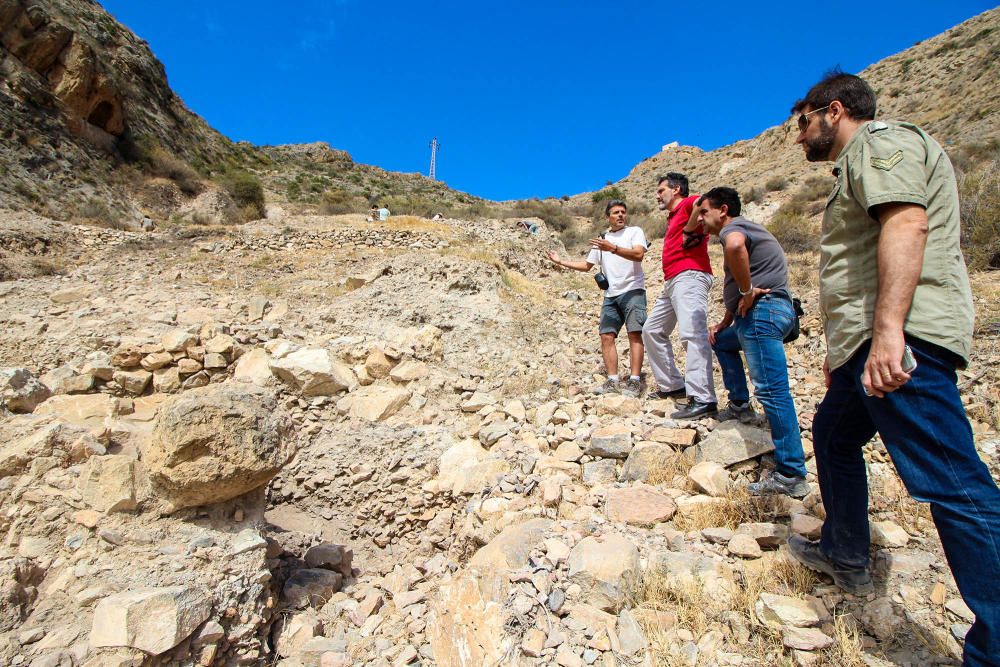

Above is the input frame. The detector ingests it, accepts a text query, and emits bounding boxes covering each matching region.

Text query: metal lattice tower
[428,137,440,180]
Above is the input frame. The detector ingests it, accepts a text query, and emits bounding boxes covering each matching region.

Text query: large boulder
[695,421,775,467]
[90,586,211,655]
[144,384,293,510]
[269,348,356,396]
[470,518,554,572]
[567,534,640,611]
[1,367,51,413]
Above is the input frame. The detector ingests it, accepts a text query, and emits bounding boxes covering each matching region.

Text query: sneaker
[621,377,641,398]
[717,401,757,424]
[787,535,875,596]
[670,400,718,420]
[593,378,620,395]
[747,471,810,498]
[646,387,687,401]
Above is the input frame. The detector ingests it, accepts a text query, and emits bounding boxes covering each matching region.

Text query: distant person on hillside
[696,187,808,498]
[545,200,647,397]
[516,220,539,234]
[140,215,155,232]
[378,205,390,221]
[787,72,998,664]
[642,173,717,420]
[368,205,379,222]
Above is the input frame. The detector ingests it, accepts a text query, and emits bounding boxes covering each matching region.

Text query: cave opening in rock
[87,100,115,131]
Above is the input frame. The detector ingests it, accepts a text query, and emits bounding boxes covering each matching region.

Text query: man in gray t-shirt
[695,187,808,498]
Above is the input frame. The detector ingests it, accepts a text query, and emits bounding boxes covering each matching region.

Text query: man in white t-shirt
[546,200,648,396]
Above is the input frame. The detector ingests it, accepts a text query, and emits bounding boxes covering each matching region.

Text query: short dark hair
[658,172,689,197]
[791,70,876,121]
[697,187,741,217]
[605,199,627,215]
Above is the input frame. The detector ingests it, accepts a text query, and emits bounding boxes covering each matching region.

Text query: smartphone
[862,345,916,395]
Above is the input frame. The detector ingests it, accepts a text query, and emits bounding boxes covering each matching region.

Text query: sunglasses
[797,105,830,132]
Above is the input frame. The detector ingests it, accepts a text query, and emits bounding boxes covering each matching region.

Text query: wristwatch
[739,284,753,296]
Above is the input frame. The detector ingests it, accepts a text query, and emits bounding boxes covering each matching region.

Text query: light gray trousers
[642,270,717,403]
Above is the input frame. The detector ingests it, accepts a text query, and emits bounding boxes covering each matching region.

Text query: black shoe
[670,400,718,420]
[787,535,875,596]
[647,387,686,401]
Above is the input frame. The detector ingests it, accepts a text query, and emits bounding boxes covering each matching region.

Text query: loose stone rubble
[0,210,996,667]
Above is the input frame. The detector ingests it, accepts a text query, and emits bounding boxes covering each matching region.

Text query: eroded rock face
[144,383,293,510]
[0,2,123,134]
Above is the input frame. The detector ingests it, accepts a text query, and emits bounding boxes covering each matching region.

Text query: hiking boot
[670,400,718,420]
[787,535,875,596]
[747,471,810,498]
[647,387,687,401]
[717,401,757,424]
[620,377,642,398]
[593,378,620,395]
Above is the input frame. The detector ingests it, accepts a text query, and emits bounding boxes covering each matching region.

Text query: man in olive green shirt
[786,72,1000,667]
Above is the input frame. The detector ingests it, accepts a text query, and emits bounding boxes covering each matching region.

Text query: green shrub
[287,181,301,201]
[957,156,1000,271]
[220,170,265,221]
[320,188,364,215]
[117,134,202,195]
[742,186,765,204]
[765,176,788,191]
[767,209,820,253]
[591,186,625,204]
[510,198,573,233]
[633,213,666,242]
[73,197,127,229]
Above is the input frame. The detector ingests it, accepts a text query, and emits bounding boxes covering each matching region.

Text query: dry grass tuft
[644,449,696,487]
[500,268,548,303]
[817,614,868,666]
[673,487,785,532]
[627,554,823,666]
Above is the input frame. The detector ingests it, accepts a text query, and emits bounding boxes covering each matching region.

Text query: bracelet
[739,284,753,296]
[612,245,618,255]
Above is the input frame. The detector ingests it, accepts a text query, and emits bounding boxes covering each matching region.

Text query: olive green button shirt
[820,120,974,370]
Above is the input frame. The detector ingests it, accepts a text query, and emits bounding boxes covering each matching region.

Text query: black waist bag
[783,297,804,344]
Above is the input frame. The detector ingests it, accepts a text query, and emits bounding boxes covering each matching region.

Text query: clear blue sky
[101,1,991,201]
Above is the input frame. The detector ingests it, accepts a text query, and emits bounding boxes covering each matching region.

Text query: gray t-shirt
[718,216,790,313]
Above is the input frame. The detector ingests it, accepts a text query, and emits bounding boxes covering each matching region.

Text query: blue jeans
[712,294,807,478]
[813,337,1000,666]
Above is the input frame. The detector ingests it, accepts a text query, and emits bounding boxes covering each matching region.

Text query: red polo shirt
[661,194,712,280]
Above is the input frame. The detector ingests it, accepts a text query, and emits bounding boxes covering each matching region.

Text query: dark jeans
[712,294,807,478]
[813,337,1000,666]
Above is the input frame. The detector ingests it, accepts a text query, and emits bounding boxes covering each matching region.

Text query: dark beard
[804,117,837,162]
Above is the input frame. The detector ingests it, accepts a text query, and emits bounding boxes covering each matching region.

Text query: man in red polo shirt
[642,173,717,419]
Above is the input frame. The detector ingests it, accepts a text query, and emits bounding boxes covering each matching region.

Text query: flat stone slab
[605,485,677,525]
[695,421,774,467]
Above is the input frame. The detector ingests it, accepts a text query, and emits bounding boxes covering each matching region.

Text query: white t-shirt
[586,226,647,297]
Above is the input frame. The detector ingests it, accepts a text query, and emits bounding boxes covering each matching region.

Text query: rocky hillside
[0,207,996,667]
[574,7,1000,213]
[0,0,478,227]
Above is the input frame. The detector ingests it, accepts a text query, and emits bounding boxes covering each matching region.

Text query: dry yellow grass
[627,554,827,666]
[642,448,696,487]
[817,614,868,666]
[673,487,785,532]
